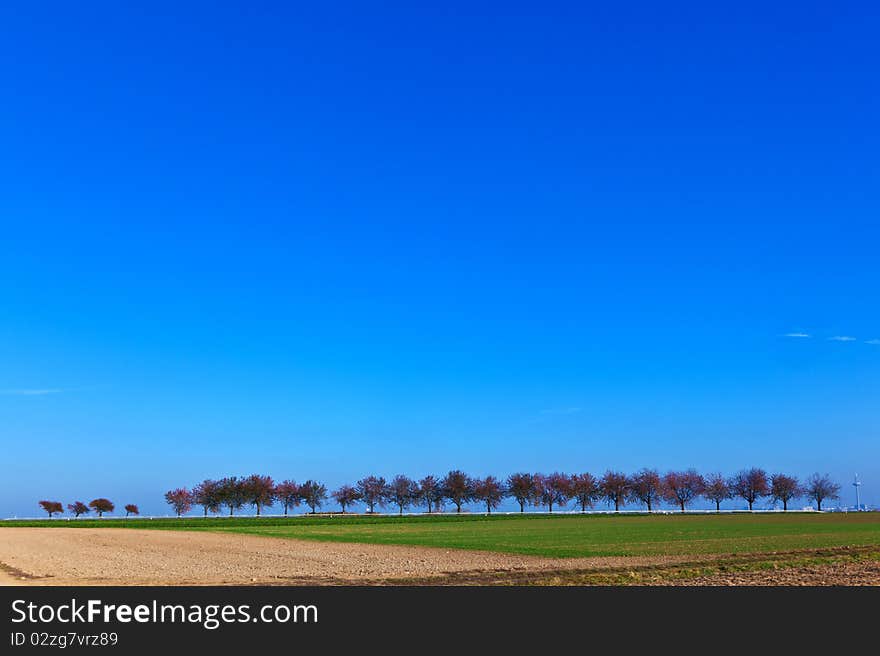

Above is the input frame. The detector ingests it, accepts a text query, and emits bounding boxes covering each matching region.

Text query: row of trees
[37,499,140,518]
[164,469,843,516]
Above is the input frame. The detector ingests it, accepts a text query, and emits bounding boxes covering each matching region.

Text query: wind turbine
[853,474,863,510]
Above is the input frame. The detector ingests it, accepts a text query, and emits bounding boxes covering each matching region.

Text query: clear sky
[1,2,877,516]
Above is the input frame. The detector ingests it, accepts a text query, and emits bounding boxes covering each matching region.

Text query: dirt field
[0,527,700,586]
[653,560,880,586]
[1,527,878,586]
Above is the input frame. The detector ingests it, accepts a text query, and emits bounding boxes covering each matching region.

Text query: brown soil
[0,527,700,586]
[654,559,880,586]
[1,528,878,586]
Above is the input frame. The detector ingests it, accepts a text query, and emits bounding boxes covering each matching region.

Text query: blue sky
[1,2,877,515]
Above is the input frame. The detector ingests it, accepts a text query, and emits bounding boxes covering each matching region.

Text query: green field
[5,512,880,559]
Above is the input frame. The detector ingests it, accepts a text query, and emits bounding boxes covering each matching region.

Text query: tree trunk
[456,502,461,513]
[817,499,822,511]
[716,500,720,512]
[783,499,788,511]
[615,499,620,512]
[680,501,685,513]
[256,505,261,516]
[486,502,491,513]
[549,502,553,513]
[748,500,753,511]
[647,500,652,512]
[519,501,524,513]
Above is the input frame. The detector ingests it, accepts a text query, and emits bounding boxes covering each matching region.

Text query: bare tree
[804,473,840,511]
[770,474,800,511]
[662,470,705,512]
[442,470,474,513]
[242,474,276,516]
[702,472,730,512]
[570,473,600,512]
[629,469,663,512]
[506,473,537,513]
[192,479,222,516]
[533,472,571,512]
[124,504,139,517]
[299,480,327,514]
[163,489,191,517]
[600,471,630,512]
[67,501,89,518]
[275,480,301,516]
[417,476,443,513]
[387,475,418,515]
[332,484,360,513]
[39,500,63,517]
[89,498,115,517]
[472,476,505,513]
[356,476,388,513]
[729,468,769,511]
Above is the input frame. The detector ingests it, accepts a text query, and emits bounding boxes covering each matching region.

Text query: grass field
[5,512,879,559]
